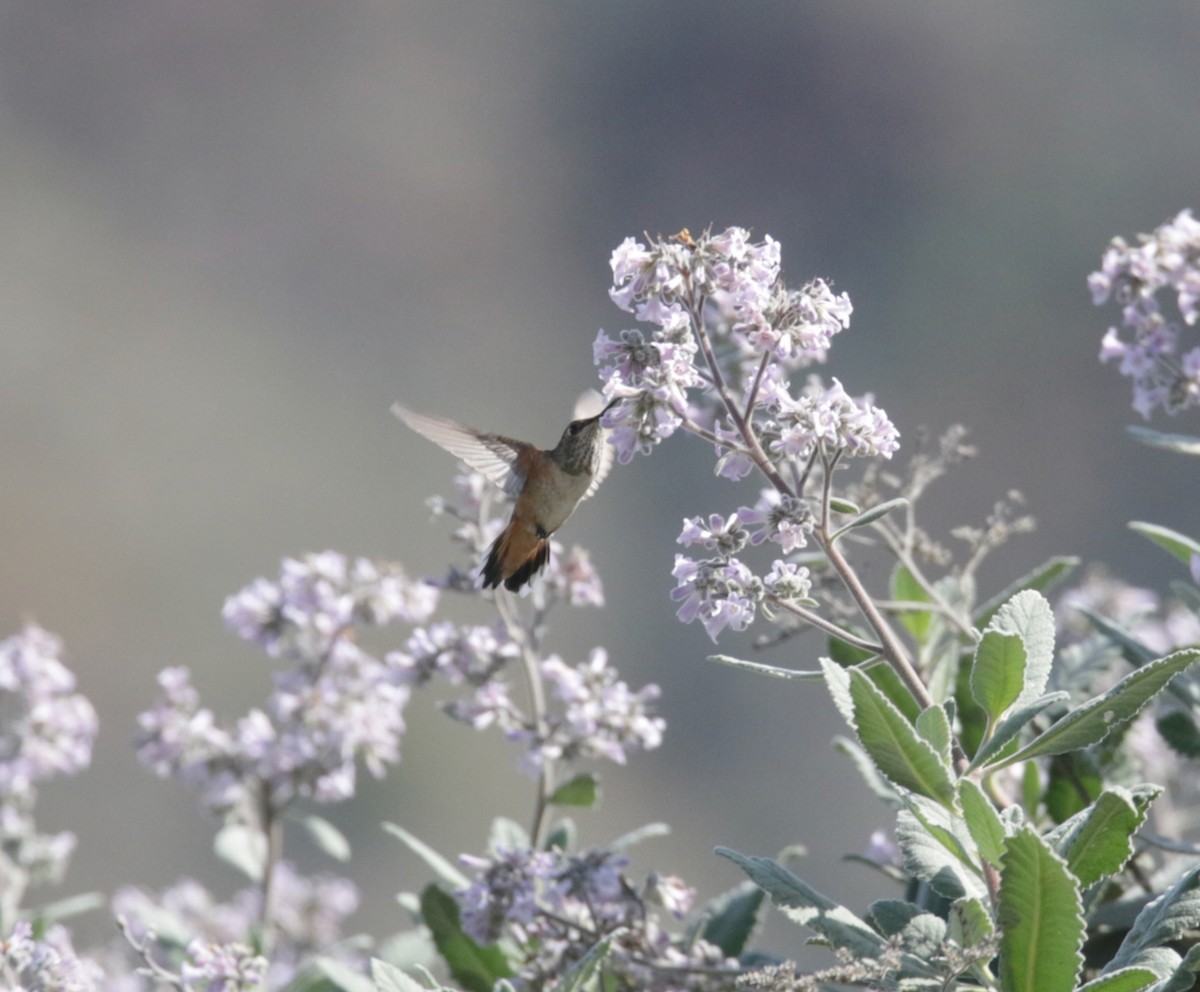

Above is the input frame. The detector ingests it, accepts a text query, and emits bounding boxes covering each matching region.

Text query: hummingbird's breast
[526,464,593,535]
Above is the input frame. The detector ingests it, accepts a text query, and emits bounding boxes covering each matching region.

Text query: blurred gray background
[3,0,1200,958]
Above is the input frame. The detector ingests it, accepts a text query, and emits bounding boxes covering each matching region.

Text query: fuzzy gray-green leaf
[997,827,1084,992]
[991,649,1200,769]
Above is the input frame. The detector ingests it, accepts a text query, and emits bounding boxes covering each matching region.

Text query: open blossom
[736,488,815,552]
[772,376,899,461]
[678,512,749,556]
[671,555,761,641]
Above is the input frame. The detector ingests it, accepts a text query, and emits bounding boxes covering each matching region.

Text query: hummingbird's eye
[568,421,584,434]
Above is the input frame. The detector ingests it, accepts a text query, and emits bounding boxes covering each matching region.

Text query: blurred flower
[456,845,736,990]
[139,556,423,814]
[222,552,437,659]
[181,939,267,992]
[1,920,103,992]
[114,864,359,989]
[0,625,98,803]
[1092,209,1200,418]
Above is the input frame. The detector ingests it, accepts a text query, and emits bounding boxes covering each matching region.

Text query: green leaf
[971,631,1028,722]
[1107,864,1200,973]
[1077,607,1158,665]
[419,884,513,992]
[708,654,825,680]
[891,563,933,641]
[827,634,878,667]
[697,881,766,958]
[958,779,1006,867]
[609,822,670,851]
[987,591,1056,711]
[1157,710,1200,758]
[866,660,923,724]
[869,899,923,936]
[967,692,1069,771]
[1159,943,1200,992]
[1130,521,1200,565]
[715,848,930,970]
[844,665,957,807]
[828,496,861,515]
[551,928,625,992]
[990,649,1200,769]
[832,497,909,541]
[299,814,352,862]
[997,826,1084,992]
[948,896,995,949]
[383,824,470,890]
[287,957,377,992]
[832,736,903,807]
[974,557,1080,628]
[896,807,986,901]
[1045,752,1102,824]
[549,773,599,808]
[214,823,266,882]
[31,892,106,927]
[370,958,433,992]
[488,817,529,854]
[1053,787,1148,888]
[544,819,576,852]
[1077,967,1160,992]
[916,704,953,766]
[1127,424,1200,456]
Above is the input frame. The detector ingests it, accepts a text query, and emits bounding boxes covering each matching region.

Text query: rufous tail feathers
[482,518,551,592]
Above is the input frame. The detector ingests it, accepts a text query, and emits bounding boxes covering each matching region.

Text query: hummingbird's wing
[392,403,529,496]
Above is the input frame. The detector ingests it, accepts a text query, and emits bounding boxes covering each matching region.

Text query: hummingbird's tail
[482,518,551,592]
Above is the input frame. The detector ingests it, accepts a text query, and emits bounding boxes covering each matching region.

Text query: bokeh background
[4,0,1200,960]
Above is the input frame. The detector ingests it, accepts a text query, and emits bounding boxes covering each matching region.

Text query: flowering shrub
[7,221,1200,991]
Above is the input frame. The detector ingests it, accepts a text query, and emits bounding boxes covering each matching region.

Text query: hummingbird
[392,395,619,592]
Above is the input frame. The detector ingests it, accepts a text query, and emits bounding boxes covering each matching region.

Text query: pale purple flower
[115,864,359,987]
[677,512,748,556]
[671,555,761,641]
[0,920,103,992]
[539,544,605,608]
[222,553,436,659]
[0,626,98,804]
[456,843,736,990]
[863,829,901,867]
[389,621,519,687]
[457,847,556,945]
[537,649,665,766]
[736,489,815,552]
[644,873,695,919]
[771,376,899,461]
[443,679,520,732]
[180,939,267,992]
[140,590,411,812]
[763,559,813,602]
[1093,210,1200,417]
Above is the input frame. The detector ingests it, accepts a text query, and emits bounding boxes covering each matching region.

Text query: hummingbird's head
[553,397,619,474]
